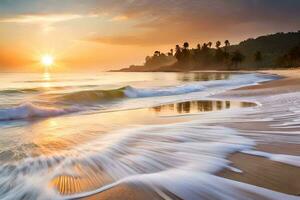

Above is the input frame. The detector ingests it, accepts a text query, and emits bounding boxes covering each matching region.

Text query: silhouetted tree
[201,43,209,51]
[183,42,189,49]
[215,48,224,63]
[216,41,221,49]
[224,40,230,52]
[223,40,231,62]
[277,54,290,67]
[254,51,263,67]
[254,51,262,62]
[181,42,190,63]
[207,42,212,48]
[224,40,230,47]
[278,44,300,67]
[167,49,174,56]
[139,31,300,71]
[145,56,151,63]
[154,51,160,57]
[193,44,203,64]
[231,51,245,69]
[175,44,182,61]
[145,50,176,68]
[288,45,300,63]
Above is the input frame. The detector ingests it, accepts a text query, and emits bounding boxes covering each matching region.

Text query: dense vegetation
[118,31,300,72]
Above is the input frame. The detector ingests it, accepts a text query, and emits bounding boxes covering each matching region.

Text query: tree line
[277,44,300,67]
[144,39,300,70]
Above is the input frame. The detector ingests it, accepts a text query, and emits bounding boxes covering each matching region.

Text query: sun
[41,54,54,67]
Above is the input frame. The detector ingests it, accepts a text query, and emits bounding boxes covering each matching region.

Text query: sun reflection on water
[42,72,52,88]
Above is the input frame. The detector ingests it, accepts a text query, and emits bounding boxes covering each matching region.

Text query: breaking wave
[0,103,80,121]
[55,84,207,104]
[124,84,206,98]
[55,87,127,104]
[0,73,277,121]
[0,84,207,121]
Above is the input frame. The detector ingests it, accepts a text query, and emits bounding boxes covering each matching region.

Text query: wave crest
[56,87,126,104]
[53,84,206,104]
[0,103,79,121]
[124,84,206,98]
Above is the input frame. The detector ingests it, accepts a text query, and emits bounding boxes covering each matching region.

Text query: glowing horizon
[0,1,300,72]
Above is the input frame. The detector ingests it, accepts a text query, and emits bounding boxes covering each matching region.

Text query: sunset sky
[1,0,300,71]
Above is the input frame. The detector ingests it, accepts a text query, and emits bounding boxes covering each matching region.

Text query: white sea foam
[91,170,298,200]
[124,73,275,99]
[0,118,298,200]
[0,121,256,199]
[226,165,243,173]
[0,103,79,121]
[241,150,300,167]
[124,84,207,98]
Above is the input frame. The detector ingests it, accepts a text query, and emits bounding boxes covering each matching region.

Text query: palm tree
[215,41,221,49]
[224,40,230,54]
[175,45,181,52]
[183,42,189,49]
[182,42,190,63]
[207,42,212,48]
[154,51,161,57]
[222,40,231,61]
[175,45,182,61]
[224,40,230,48]
[170,49,174,56]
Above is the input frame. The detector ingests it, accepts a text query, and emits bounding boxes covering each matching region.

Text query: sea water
[1,72,297,200]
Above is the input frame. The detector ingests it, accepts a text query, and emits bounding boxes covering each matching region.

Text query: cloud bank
[1,0,300,45]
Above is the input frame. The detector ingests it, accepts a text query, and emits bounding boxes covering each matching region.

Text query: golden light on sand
[41,54,54,67]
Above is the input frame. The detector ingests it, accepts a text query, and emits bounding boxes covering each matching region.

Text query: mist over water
[0,72,288,200]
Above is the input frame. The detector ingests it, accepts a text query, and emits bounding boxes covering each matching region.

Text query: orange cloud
[0,0,300,71]
[0,14,98,24]
[111,15,129,21]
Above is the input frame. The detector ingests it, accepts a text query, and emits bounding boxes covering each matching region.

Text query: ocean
[0,72,282,199]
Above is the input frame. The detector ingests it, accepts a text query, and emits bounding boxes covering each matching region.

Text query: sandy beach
[2,2,300,199]
[216,70,300,196]
[80,70,300,199]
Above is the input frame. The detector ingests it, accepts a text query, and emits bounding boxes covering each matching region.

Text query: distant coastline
[112,31,300,72]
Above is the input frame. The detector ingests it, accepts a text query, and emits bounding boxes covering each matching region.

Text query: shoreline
[216,70,300,196]
[80,70,300,199]
[110,67,300,73]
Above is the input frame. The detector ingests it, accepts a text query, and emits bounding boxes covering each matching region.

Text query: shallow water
[151,100,256,115]
[1,71,292,200]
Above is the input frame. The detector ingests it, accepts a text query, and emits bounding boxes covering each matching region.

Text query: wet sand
[81,69,300,199]
[216,69,300,196]
[81,184,180,200]
[218,150,300,196]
